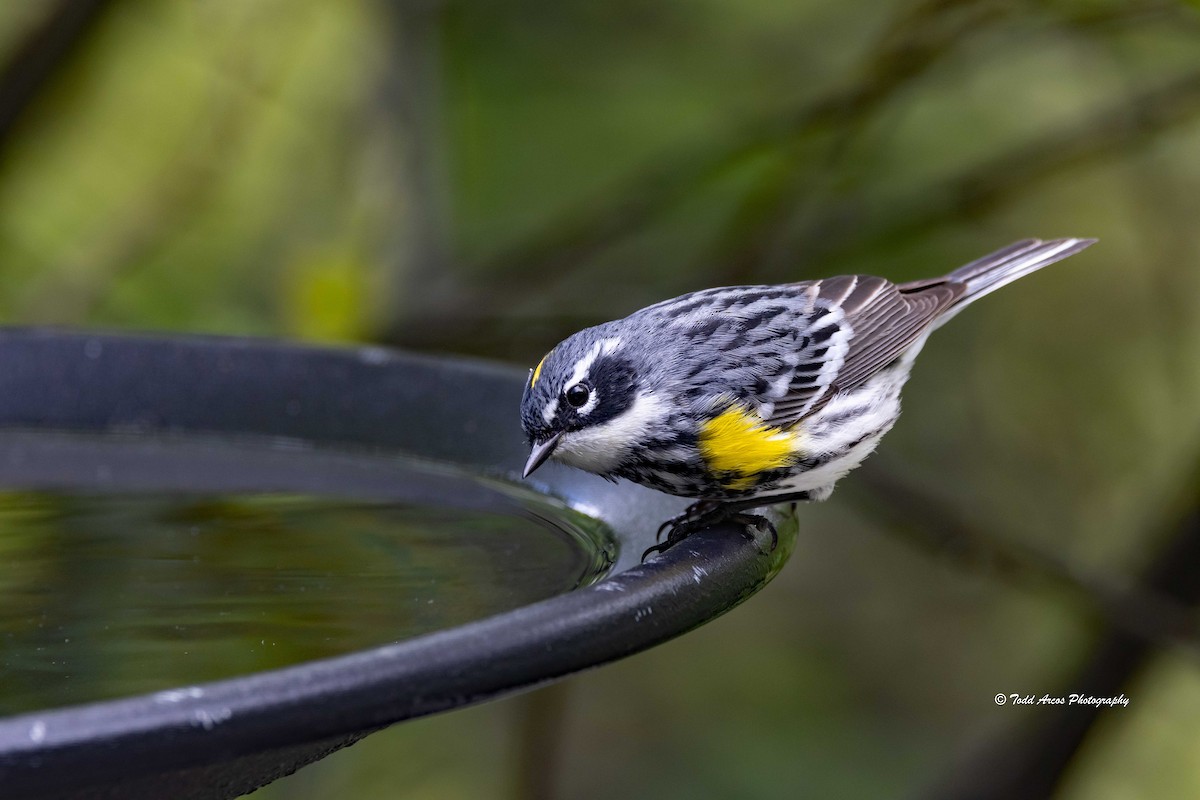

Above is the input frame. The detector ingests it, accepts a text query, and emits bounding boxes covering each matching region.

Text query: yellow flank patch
[531,353,549,387]
[699,406,799,490]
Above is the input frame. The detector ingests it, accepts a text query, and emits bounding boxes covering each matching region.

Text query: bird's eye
[564,383,591,408]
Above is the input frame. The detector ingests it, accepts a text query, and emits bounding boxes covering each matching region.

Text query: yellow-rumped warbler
[520,238,1095,556]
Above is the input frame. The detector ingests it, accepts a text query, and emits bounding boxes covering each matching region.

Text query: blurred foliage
[1,0,1200,798]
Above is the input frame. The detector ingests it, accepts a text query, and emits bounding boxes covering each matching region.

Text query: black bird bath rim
[0,329,795,799]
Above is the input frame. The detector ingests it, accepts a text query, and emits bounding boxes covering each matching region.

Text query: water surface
[0,432,612,716]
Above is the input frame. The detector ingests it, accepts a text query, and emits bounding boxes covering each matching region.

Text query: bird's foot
[643,502,778,562]
[740,513,778,554]
[654,500,723,542]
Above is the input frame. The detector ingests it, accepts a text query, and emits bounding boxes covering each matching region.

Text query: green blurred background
[2,0,1200,797]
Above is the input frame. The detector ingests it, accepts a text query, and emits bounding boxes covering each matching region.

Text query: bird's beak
[522,432,563,478]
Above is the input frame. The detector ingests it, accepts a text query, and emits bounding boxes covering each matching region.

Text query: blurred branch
[510,683,571,800]
[386,1,1200,355]
[718,0,1200,277]
[477,0,1005,285]
[384,0,1004,348]
[854,465,1200,659]
[709,0,1006,285]
[391,59,1200,356]
[0,0,115,161]
[1060,0,1200,31]
[374,0,456,331]
[780,64,1200,272]
[472,0,1195,286]
[918,465,1200,800]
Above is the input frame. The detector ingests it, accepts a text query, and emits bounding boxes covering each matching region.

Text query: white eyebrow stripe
[565,337,621,392]
[542,397,559,425]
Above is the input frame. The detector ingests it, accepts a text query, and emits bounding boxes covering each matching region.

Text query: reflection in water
[0,455,611,716]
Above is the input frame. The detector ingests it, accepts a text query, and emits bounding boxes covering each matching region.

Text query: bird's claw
[654,500,722,542]
[643,503,779,562]
[744,514,778,554]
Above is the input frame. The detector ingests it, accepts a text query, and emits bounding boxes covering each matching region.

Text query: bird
[519,238,1096,558]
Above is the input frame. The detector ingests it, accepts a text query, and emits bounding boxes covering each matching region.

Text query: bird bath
[0,330,794,799]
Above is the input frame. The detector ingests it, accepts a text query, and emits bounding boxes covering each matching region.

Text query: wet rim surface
[0,329,795,799]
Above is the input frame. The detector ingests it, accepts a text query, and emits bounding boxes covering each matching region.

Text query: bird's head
[519,329,658,479]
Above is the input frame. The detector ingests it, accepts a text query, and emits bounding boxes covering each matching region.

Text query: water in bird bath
[0,430,613,716]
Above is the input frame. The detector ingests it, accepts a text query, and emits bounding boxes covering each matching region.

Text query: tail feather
[930,237,1096,326]
[949,237,1095,301]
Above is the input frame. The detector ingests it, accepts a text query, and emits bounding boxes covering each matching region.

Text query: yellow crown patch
[531,353,549,388]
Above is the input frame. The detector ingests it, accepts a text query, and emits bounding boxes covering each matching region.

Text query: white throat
[554,391,667,474]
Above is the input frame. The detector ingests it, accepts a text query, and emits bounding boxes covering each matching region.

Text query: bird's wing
[759,275,962,428]
[648,278,961,428]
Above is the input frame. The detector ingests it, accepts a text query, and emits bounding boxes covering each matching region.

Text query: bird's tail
[924,237,1096,327]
